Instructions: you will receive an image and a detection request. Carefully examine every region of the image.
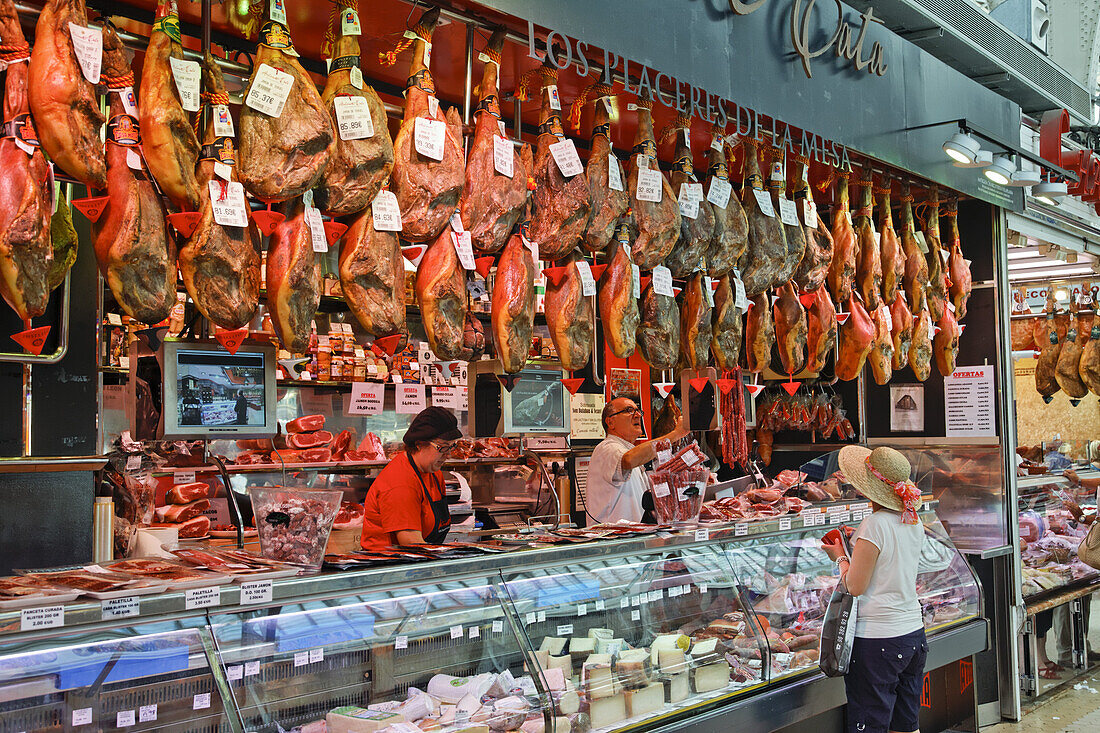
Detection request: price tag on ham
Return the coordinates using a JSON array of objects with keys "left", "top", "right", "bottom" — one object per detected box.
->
[
  {"left": 333, "top": 95, "right": 374, "bottom": 140},
  {"left": 545, "top": 84, "right": 562, "bottom": 110},
  {"left": 732, "top": 270, "right": 749, "bottom": 311},
  {"left": 636, "top": 167, "right": 663, "bottom": 202},
  {"left": 575, "top": 260, "right": 597, "bottom": 296},
  {"left": 68, "top": 23, "right": 102, "bottom": 83},
  {"left": 212, "top": 105, "right": 234, "bottom": 137},
  {"left": 453, "top": 231, "right": 475, "bottom": 270},
  {"left": 305, "top": 206, "right": 328, "bottom": 253},
  {"left": 549, "top": 138, "right": 583, "bottom": 178},
  {"left": 678, "top": 185, "right": 700, "bottom": 219},
  {"left": 752, "top": 188, "right": 776, "bottom": 217},
  {"left": 209, "top": 181, "right": 249, "bottom": 228},
  {"left": 632, "top": 264, "right": 641, "bottom": 298},
  {"left": 372, "top": 190, "right": 402, "bottom": 231},
  {"left": 245, "top": 64, "right": 294, "bottom": 117},
  {"left": 707, "top": 177, "right": 732, "bottom": 209},
  {"left": 493, "top": 135, "right": 514, "bottom": 177},
  {"left": 126, "top": 149, "right": 143, "bottom": 171},
  {"left": 607, "top": 154, "right": 624, "bottom": 191},
  {"left": 778, "top": 197, "right": 800, "bottom": 226},
  {"left": 213, "top": 161, "right": 233, "bottom": 181},
  {"left": 269, "top": 0, "right": 287, "bottom": 25},
  {"left": 703, "top": 276, "right": 715, "bottom": 306},
  {"left": 652, "top": 265, "right": 674, "bottom": 297},
  {"left": 169, "top": 57, "right": 201, "bottom": 112},
  {"left": 340, "top": 8, "right": 362, "bottom": 35},
  {"left": 803, "top": 200, "right": 818, "bottom": 228},
  {"left": 350, "top": 66, "right": 364, "bottom": 89},
  {"left": 414, "top": 117, "right": 446, "bottom": 160}
]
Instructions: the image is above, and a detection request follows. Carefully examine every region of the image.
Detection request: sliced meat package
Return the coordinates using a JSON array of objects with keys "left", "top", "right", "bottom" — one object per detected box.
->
[
  {"left": 662, "top": 117, "right": 716, "bottom": 278},
  {"left": 544, "top": 252, "right": 594, "bottom": 371},
  {"left": 266, "top": 199, "right": 321, "bottom": 353},
  {"left": 491, "top": 232, "right": 536, "bottom": 373},
  {"left": 626, "top": 90, "right": 679, "bottom": 268}
]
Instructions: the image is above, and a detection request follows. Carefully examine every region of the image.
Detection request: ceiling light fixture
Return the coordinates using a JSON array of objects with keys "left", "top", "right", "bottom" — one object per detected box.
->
[
  {"left": 1032, "top": 180, "right": 1068, "bottom": 205},
  {"left": 954, "top": 149, "right": 992, "bottom": 168},
  {"left": 942, "top": 132, "right": 982, "bottom": 164},
  {"left": 984, "top": 154, "right": 1015, "bottom": 185},
  {"left": 1009, "top": 169, "right": 1042, "bottom": 187}
]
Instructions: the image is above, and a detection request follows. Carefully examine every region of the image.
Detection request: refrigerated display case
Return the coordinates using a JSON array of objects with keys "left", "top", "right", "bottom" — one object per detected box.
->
[{"left": 1017, "top": 473, "right": 1100, "bottom": 600}]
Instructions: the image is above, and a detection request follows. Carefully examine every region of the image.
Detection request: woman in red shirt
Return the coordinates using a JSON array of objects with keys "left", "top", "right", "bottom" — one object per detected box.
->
[{"left": 360, "top": 407, "right": 461, "bottom": 550}]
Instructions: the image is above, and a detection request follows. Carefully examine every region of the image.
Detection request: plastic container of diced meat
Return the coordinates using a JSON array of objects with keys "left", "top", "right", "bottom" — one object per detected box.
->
[{"left": 249, "top": 487, "right": 343, "bottom": 570}]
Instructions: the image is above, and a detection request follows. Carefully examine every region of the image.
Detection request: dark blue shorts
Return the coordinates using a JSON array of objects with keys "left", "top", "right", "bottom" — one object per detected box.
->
[{"left": 844, "top": 629, "right": 928, "bottom": 733}]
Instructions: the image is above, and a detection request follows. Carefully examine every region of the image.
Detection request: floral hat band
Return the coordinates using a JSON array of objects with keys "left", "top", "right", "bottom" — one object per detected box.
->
[{"left": 865, "top": 456, "right": 921, "bottom": 525}]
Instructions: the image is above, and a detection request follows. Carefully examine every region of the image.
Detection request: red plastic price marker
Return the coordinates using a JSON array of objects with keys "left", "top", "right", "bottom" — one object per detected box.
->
[
  {"left": 12, "top": 325, "right": 50, "bottom": 355},
  {"left": 323, "top": 220, "right": 348, "bottom": 248},
  {"left": 250, "top": 206, "right": 284, "bottom": 237},
  {"left": 474, "top": 256, "right": 495, "bottom": 279},
  {"left": 372, "top": 334, "right": 403, "bottom": 356},
  {"left": 71, "top": 195, "right": 110, "bottom": 223},
  {"left": 167, "top": 212, "right": 202, "bottom": 238},
  {"left": 561, "top": 377, "right": 584, "bottom": 395},
  {"left": 216, "top": 328, "right": 248, "bottom": 355},
  {"left": 689, "top": 377, "right": 710, "bottom": 393},
  {"left": 401, "top": 245, "right": 426, "bottom": 266}
]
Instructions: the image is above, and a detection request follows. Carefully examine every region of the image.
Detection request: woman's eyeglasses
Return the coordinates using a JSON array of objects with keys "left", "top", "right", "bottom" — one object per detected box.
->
[{"left": 430, "top": 440, "right": 457, "bottom": 454}]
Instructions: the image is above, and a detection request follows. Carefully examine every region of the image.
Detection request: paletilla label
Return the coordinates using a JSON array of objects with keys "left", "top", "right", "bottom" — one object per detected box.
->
[
  {"left": 2, "top": 114, "right": 40, "bottom": 147},
  {"left": 405, "top": 69, "right": 436, "bottom": 95},
  {"left": 200, "top": 137, "right": 237, "bottom": 165},
  {"left": 260, "top": 21, "right": 294, "bottom": 50},
  {"left": 153, "top": 12, "right": 181, "bottom": 43},
  {"left": 476, "top": 93, "right": 501, "bottom": 118},
  {"left": 107, "top": 114, "right": 141, "bottom": 146}
]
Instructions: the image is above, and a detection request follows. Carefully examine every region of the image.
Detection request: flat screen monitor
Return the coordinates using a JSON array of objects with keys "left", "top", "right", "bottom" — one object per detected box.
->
[
  {"left": 160, "top": 340, "right": 278, "bottom": 439},
  {"left": 501, "top": 369, "right": 570, "bottom": 435}
]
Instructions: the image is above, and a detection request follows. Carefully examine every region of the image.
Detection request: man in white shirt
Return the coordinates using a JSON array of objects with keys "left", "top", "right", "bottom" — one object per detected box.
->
[{"left": 585, "top": 397, "right": 689, "bottom": 523}]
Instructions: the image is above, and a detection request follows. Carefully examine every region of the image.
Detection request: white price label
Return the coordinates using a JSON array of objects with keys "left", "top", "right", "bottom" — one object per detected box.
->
[
  {"left": 176, "top": 472, "right": 197, "bottom": 486},
  {"left": 803, "top": 200, "right": 818, "bottom": 228},
  {"left": 707, "top": 177, "right": 732, "bottom": 209},
  {"left": 119, "top": 356, "right": 130, "bottom": 370},
  {"left": 577, "top": 604, "right": 588, "bottom": 616},
  {"left": 209, "top": 181, "right": 249, "bottom": 228},
  {"left": 649, "top": 590, "right": 662, "bottom": 602},
  {"left": 695, "top": 528, "right": 709, "bottom": 542},
  {"left": 117, "top": 711, "right": 135, "bottom": 727},
  {"left": 240, "top": 580, "right": 273, "bottom": 605},
  {"left": 245, "top": 64, "right": 294, "bottom": 117},
  {"left": 752, "top": 189, "right": 775, "bottom": 217},
  {"left": 595, "top": 599, "right": 606, "bottom": 611},
  {"left": 549, "top": 138, "right": 583, "bottom": 178},
  {"left": 699, "top": 583, "right": 709, "bottom": 593},
  {"left": 779, "top": 517, "right": 792, "bottom": 530},
  {"left": 213, "top": 161, "right": 233, "bottom": 181},
  {"left": 107, "top": 312, "right": 123, "bottom": 326},
  {"left": 450, "top": 625, "right": 464, "bottom": 639},
  {"left": 414, "top": 117, "right": 446, "bottom": 160},
  {"left": 703, "top": 276, "right": 715, "bottom": 307},
  {"left": 72, "top": 708, "right": 93, "bottom": 726},
  {"left": 537, "top": 611, "right": 546, "bottom": 622},
  {"left": 732, "top": 270, "right": 749, "bottom": 311},
  {"left": 101, "top": 596, "right": 140, "bottom": 620},
  {"left": 227, "top": 665, "right": 243, "bottom": 681},
  {"left": 493, "top": 620, "right": 504, "bottom": 633},
  {"left": 653, "top": 481, "right": 670, "bottom": 498},
  {"left": 126, "top": 454, "right": 142, "bottom": 471},
  {"left": 636, "top": 167, "right": 663, "bottom": 203},
  {"left": 523, "top": 236, "right": 539, "bottom": 262},
  {"left": 735, "top": 524, "right": 748, "bottom": 536},
  {"left": 213, "top": 104, "right": 234, "bottom": 137},
  {"left": 371, "top": 189, "right": 402, "bottom": 231},
  {"left": 341, "top": 8, "right": 362, "bottom": 35},
  {"left": 469, "top": 625, "right": 480, "bottom": 638},
  {"left": 269, "top": 0, "right": 287, "bottom": 25},
  {"left": 350, "top": 66, "right": 364, "bottom": 89},
  {"left": 294, "top": 651, "right": 309, "bottom": 667},
  {"left": 126, "top": 148, "right": 143, "bottom": 171},
  {"left": 68, "top": 23, "right": 102, "bottom": 84},
  {"left": 21, "top": 605, "right": 63, "bottom": 631},
  {"left": 395, "top": 635, "right": 409, "bottom": 649},
  {"left": 334, "top": 95, "right": 374, "bottom": 140},
  {"left": 185, "top": 586, "right": 220, "bottom": 610},
  {"left": 607, "top": 154, "right": 624, "bottom": 191},
  {"left": 657, "top": 448, "right": 672, "bottom": 464},
  {"left": 632, "top": 264, "right": 641, "bottom": 298},
  {"left": 652, "top": 265, "right": 674, "bottom": 297},
  {"left": 245, "top": 661, "right": 260, "bottom": 676},
  {"left": 547, "top": 84, "right": 561, "bottom": 110},
  {"left": 778, "top": 197, "right": 800, "bottom": 226},
  {"left": 306, "top": 207, "right": 328, "bottom": 252},
  {"left": 139, "top": 704, "right": 158, "bottom": 723},
  {"left": 193, "top": 693, "right": 211, "bottom": 710},
  {"left": 169, "top": 56, "right": 201, "bottom": 112},
  {"left": 575, "top": 259, "right": 597, "bottom": 296},
  {"left": 493, "top": 134, "right": 514, "bottom": 177},
  {"left": 526, "top": 612, "right": 537, "bottom": 625},
  {"left": 678, "top": 185, "right": 700, "bottom": 219},
  {"left": 453, "top": 230, "right": 475, "bottom": 270},
  {"left": 309, "top": 648, "right": 324, "bottom": 663},
  {"left": 557, "top": 624, "right": 573, "bottom": 635},
  {"left": 621, "top": 597, "right": 629, "bottom": 609}
]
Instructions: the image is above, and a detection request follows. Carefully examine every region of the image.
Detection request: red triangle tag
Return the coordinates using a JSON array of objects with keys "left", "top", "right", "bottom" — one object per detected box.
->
[
  {"left": 836, "top": 311, "right": 850, "bottom": 325},
  {"left": 373, "top": 334, "right": 403, "bottom": 356},
  {"left": 323, "top": 220, "right": 348, "bottom": 248},
  {"left": 933, "top": 325, "right": 941, "bottom": 336},
  {"left": 689, "top": 377, "right": 710, "bottom": 393},
  {"left": 474, "top": 256, "right": 495, "bottom": 279},
  {"left": 672, "top": 286, "right": 682, "bottom": 296},
  {"left": 639, "top": 275, "right": 652, "bottom": 292},
  {"left": 798, "top": 292, "right": 817, "bottom": 309},
  {"left": 781, "top": 381, "right": 801, "bottom": 396},
  {"left": 542, "top": 266, "right": 567, "bottom": 288},
  {"left": 12, "top": 325, "right": 50, "bottom": 355},
  {"left": 497, "top": 373, "right": 521, "bottom": 392},
  {"left": 561, "top": 377, "right": 584, "bottom": 395},
  {"left": 401, "top": 245, "right": 426, "bottom": 266},
  {"left": 216, "top": 328, "right": 248, "bottom": 355},
  {"left": 589, "top": 264, "right": 607, "bottom": 282},
  {"left": 71, "top": 195, "right": 110, "bottom": 223},
  {"left": 746, "top": 299, "right": 755, "bottom": 311},
  {"left": 250, "top": 209, "right": 285, "bottom": 237},
  {"left": 717, "top": 378, "right": 738, "bottom": 395},
  {"left": 746, "top": 383, "right": 765, "bottom": 398},
  {"left": 167, "top": 212, "right": 202, "bottom": 238},
  {"left": 652, "top": 382, "right": 676, "bottom": 398},
  {"left": 710, "top": 279, "right": 721, "bottom": 291}
]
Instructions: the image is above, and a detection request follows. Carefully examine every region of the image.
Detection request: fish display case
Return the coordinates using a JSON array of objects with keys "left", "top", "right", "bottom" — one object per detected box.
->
[{"left": 0, "top": 512, "right": 985, "bottom": 733}]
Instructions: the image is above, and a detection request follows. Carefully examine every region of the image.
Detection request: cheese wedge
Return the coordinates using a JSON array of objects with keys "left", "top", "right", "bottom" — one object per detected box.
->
[
  {"left": 663, "top": 672, "right": 690, "bottom": 703},
  {"left": 326, "top": 708, "right": 407, "bottom": 733},
  {"left": 625, "top": 682, "right": 665, "bottom": 717},
  {"left": 690, "top": 661, "right": 731, "bottom": 693},
  {"left": 613, "top": 648, "right": 652, "bottom": 689},
  {"left": 588, "top": 695, "right": 627, "bottom": 728},
  {"left": 540, "top": 637, "right": 568, "bottom": 655}
]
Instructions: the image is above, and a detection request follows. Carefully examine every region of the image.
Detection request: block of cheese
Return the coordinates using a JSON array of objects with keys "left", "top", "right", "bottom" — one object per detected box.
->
[
  {"left": 378, "top": 723, "right": 421, "bottom": 733},
  {"left": 396, "top": 692, "right": 438, "bottom": 721},
  {"left": 690, "top": 661, "right": 731, "bottom": 693},
  {"left": 326, "top": 707, "right": 407, "bottom": 733},
  {"left": 625, "top": 682, "right": 666, "bottom": 718},
  {"left": 552, "top": 680, "right": 581, "bottom": 715},
  {"left": 530, "top": 649, "right": 551, "bottom": 672},
  {"left": 596, "top": 637, "right": 627, "bottom": 655},
  {"left": 588, "top": 628, "right": 614, "bottom": 639},
  {"left": 540, "top": 637, "right": 568, "bottom": 655},
  {"left": 582, "top": 654, "right": 619, "bottom": 699},
  {"left": 549, "top": 653, "right": 572, "bottom": 676},
  {"left": 613, "top": 648, "right": 652, "bottom": 689},
  {"left": 662, "top": 673, "right": 690, "bottom": 704},
  {"left": 427, "top": 673, "right": 495, "bottom": 703},
  {"left": 656, "top": 648, "right": 688, "bottom": 674},
  {"left": 588, "top": 695, "right": 627, "bottom": 728},
  {"left": 519, "top": 717, "right": 574, "bottom": 733},
  {"left": 569, "top": 637, "right": 596, "bottom": 656},
  {"left": 650, "top": 634, "right": 690, "bottom": 667}
]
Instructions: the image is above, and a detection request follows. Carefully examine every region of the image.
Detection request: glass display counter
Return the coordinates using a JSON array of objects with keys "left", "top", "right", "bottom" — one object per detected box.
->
[{"left": 1017, "top": 472, "right": 1100, "bottom": 600}]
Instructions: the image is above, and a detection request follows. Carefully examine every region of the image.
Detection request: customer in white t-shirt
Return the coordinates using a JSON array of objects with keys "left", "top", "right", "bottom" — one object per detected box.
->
[
  {"left": 585, "top": 397, "right": 689, "bottom": 524},
  {"left": 822, "top": 446, "right": 927, "bottom": 733}
]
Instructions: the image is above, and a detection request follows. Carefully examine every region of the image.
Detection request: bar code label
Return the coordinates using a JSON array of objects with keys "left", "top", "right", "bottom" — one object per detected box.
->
[
  {"left": 245, "top": 64, "right": 294, "bottom": 118},
  {"left": 334, "top": 95, "right": 375, "bottom": 140}
]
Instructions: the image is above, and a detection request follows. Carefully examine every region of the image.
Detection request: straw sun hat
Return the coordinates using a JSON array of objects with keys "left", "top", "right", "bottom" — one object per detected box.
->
[{"left": 837, "top": 445, "right": 923, "bottom": 523}]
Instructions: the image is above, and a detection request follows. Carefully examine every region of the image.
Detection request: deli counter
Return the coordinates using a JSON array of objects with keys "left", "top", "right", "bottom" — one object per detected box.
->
[{"left": 0, "top": 504, "right": 986, "bottom": 733}]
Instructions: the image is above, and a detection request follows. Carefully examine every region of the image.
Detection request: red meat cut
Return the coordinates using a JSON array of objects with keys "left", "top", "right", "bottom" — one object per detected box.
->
[
  {"left": 155, "top": 499, "right": 209, "bottom": 523},
  {"left": 177, "top": 515, "right": 211, "bottom": 538},
  {"left": 286, "top": 415, "right": 325, "bottom": 433},
  {"left": 166, "top": 482, "right": 209, "bottom": 504},
  {"left": 287, "top": 430, "right": 333, "bottom": 449}
]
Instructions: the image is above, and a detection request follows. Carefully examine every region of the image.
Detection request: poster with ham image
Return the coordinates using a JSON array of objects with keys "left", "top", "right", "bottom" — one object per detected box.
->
[{"left": 502, "top": 369, "right": 570, "bottom": 434}]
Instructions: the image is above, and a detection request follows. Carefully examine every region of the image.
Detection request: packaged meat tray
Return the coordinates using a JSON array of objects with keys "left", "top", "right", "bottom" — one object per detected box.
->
[
  {"left": 103, "top": 558, "right": 231, "bottom": 590},
  {"left": 166, "top": 546, "right": 302, "bottom": 581},
  {"left": 18, "top": 568, "right": 168, "bottom": 600},
  {"left": 0, "top": 575, "right": 80, "bottom": 610}
]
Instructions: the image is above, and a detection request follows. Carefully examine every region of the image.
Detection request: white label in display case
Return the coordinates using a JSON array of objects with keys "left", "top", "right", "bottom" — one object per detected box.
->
[
  {"left": 240, "top": 580, "right": 273, "bottom": 605},
  {"left": 395, "top": 635, "right": 409, "bottom": 649},
  {"left": 694, "top": 528, "right": 709, "bottom": 542},
  {"left": 185, "top": 586, "right": 220, "bottom": 610},
  {"left": 735, "top": 524, "right": 748, "bottom": 536},
  {"left": 245, "top": 661, "right": 260, "bottom": 676},
  {"left": 779, "top": 517, "right": 792, "bottom": 530},
  {"left": 101, "top": 596, "right": 140, "bottom": 620},
  {"left": 193, "top": 693, "right": 211, "bottom": 710},
  {"left": 620, "top": 597, "right": 629, "bottom": 609},
  {"left": 139, "top": 704, "right": 158, "bottom": 723},
  {"left": 227, "top": 665, "right": 243, "bottom": 681},
  {"left": 117, "top": 711, "right": 135, "bottom": 727},
  {"left": 595, "top": 599, "right": 606, "bottom": 611},
  {"left": 450, "top": 625, "right": 463, "bottom": 639},
  {"left": 21, "top": 605, "right": 63, "bottom": 631},
  {"left": 631, "top": 610, "right": 641, "bottom": 621},
  {"left": 309, "top": 648, "right": 324, "bottom": 663},
  {"left": 537, "top": 611, "right": 546, "bottom": 622},
  {"left": 526, "top": 612, "right": 537, "bottom": 625},
  {"left": 396, "top": 384, "right": 426, "bottom": 414},
  {"left": 294, "top": 651, "right": 309, "bottom": 667},
  {"left": 576, "top": 603, "right": 587, "bottom": 616},
  {"left": 468, "top": 625, "right": 480, "bottom": 638},
  {"left": 72, "top": 708, "right": 92, "bottom": 726},
  {"left": 557, "top": 624, "right": 573, "bottom": 636},
  {"left": 493, "top": 620, "right": 504, "bottom": 633}
]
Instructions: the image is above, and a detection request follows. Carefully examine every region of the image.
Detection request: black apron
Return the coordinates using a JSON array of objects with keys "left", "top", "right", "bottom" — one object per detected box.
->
[{"left": 408, "top": 454, "right": 451, "bottom": 544}]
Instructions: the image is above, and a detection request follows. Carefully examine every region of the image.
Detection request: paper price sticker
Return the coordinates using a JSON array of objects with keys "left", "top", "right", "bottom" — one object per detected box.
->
[
  {"left": 341, "top": 8, "right": 362, "bottom": 35},
  {"left": 632, "top": 264, "right": 641, "bottom": 298},
  {"left": 779, "top": 517, "right": 793, "bottom": 531},
  {"left": 695, "top": 528, "right": 709, "bottom": 542},
  {"left": 101, "top": 596, "right": 140, "bottom": 620},
  {"left": 652, "top": 265, "right": 674, "bottom": 297},
  {"left": 395, "top": 635, "right": 409, "bottom": 649},
  {"left": 707, "top": 177, "right": 732, "bottom": 208},
  {"left": 595, "top": 599, "right": 606, "bottom": 611},
  {"left": 537, "top": 610, "right": 546, "bottom": 622},
  {"left": 294, "top": 651, "right": 309, "bottom": 667},
  {"left": 245, "top": 64, "right": 294, "bottom": 117},
  {"left": 732, "top": 273, "right": 749, "bottom": 311},
  {"left": 778, "top": 197, "right": 800, "bottom": 226},
  {"left": 577, "top": 603, "right": 588, "bottom": 616},
  {"left": 526, "top": 611, "right": 537, "bottom": 625},
  {"left": 523, "top": 236, "right": 538, "bottom": 262},
  {"left": 68, "top": 23, "right": 102, "bottom": 83},
  {"left": 240, "top": 579, "right": 273, "bottom": 605},
  {"left": 72, "top": 708, "right": 93, "bottom": 726},
  {"left": 469, "top": 625, "right": 480, "bottom": 638},
  {"left": 453, "top": 230, "right": 475, "bottom": 270},
  {"left": 575, "top": 259, "right": 597, "bottom": 296},
  {"left": 414, "top": 117, "right": 446, "bottom": 160},
  {"left": 608, "top": 154, "right": 624, "bottom": 191},
  {"left": 350, "top": 66, "right": 364, "bottom": 89},
  {"left": 653, "top": 482, "right": 670, "bottom": 498},
  {"left": 270, "top": 0, "right": 287, "bottom": 25},
  {"left": 631, "top": 609, "right": 641, "bottom": 621},
  {"left": 450, "top": 625, "right": 463, "bottom": 639},
  {"left": 493, "top": 135, "right": 514, "bottom": 177},
  {"left": 185, "top": 586, "right": 220, "bottom": 610},
  {"left": 245, "top": 661, "right": 260, "bottom": 676},
  {"left": 735, "top": 523, "right": 748, "bottom": 536},
  {"left": 169, "top": 57, "right": 201, "bottom": 112},
  {"left": 227, "top": 665, "right": 243, "bottom": 681},
  {"left": 213, "top": 104, "right": 235, "bottom": 137},
  {"left": 699, "top": 583, "right": 709, "bottom": 593},
  {"left": 752, "top": 189, "right": 776, "bottom": 217},
  {"left": 557, "top": 624, "right": 573, "bottom": 635},
  {"left": 620, "top": 597, "right": 629, "bottom": 609},
  {"left": 306, "top": 206, "right": 328, "bottom": 252},
  {"left": 193, "top": 693, "right": 211, "bottom": 710},
  {"left": 214, "top": 161, "right": 233, "bottom": 182},
  {"left": 803, "top": 200, "right": 818, "bottom": 228},
  {"left": 372, "top": 189, "right": 402, "bottom": 231},
  {"left": 636, "top": 167, "right": 663, "bottom": 203},
  {"left": 678, "top": 186, "right": 700, "bottom": 219},
  {"left": 209, "top": 181, "right": 249, "bottom": 228},
  {"left": 549, "top": 138, "right": 583, "bottom": 178},
  {"left": 334, "top": 95, "right": 374, "bottom": 140},
  {"left": 139, "top": 704, "right": 158, "bottom": 723},
  {"left": 493, "top": 619, "right": 504, "bottom": 633},
  {"left": 703, "top": 276, "right": 715, "bottom": 307},
  {"left": 309, "top": 648, "right": 325, "bottom": 664},
  {"left": 21, "top": 605, "right": 63, "bottom": 631},
  {"left": 656, "top": 448, "right": 672, "bottom": 464},
  {"left": 547, "top": 84, "right": 561, "bottom": 110}
]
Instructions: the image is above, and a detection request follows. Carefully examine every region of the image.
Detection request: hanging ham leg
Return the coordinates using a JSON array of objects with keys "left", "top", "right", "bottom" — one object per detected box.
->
[
  {"left": 266, "top": 199, "right": 321, "bottom": 353},
  {"left": 239, "top": 12, "right": 334, "bottom": 203},
  {"left": 599, "top": 227, "right": 640, "bottom": 358},
  {"left": 577, "top": 87, "right": 628, "bottom": 254},
  {"left": 806, "top": 287, "right": 837, "bottom": 374},
  {"left": 339, "top": 203, "right": 406, "bottom": 339},
  {"left": 1055, "top": 305, "right": 1089, "bottom": 400},
  {"left": 93, "top": 26, "right": 175, "bottom": 325},
  {"left": 0, "top": 0, "right": 52, "bottom": 320},
  {"left": 945, "top": 200, "right": 972, "bottom": 320},
  {"left": 458, "top": 29, "right": 526, "bottom": 253},
  {"left": 1079, "top": 321, "right": 1100, "bottom": 397},
  {"left": 139, "top": 1, "right": 200, "bottom": 211},
  {"left": 179, "top": 53, "right": 261, "bottom": 330},
  {"left": 28, "top": 0, "right": 105, "bottom": 189},
  {"left": 491, "top": 232, "right": 536, "bottom": 373},
  {"left": 545, "top": 252, "right": 594, "bottom": 371},
  {"left": 924, "top": 191, "right": 948, "bottom": 322},
  {"left": 853, "top": 172, "right": 881, "bottom": 311},
  {"left": 526, "top": 62, "right": 589, "bottom": 260},
  {"left": 827, "top": 173, "right": 856, "bottom": 305},
  {"left": 314, "top": 14, "right": 394, "bottom": 216},
  {"left": 679, "top": 271, "right": 712, "bottom": 370},
  {"left": 933, "top": 299, "right": 960, "bottom": 378},
  {"left": 740, "top": 139, "right": 787, "bottom": 295},
  {"left": 900, "top": 183, "right": 929, "bottom": 314},
  {"left": 704, "top": 129, "right": 747, "bottom": 276},
  {"left": 626, "top": 90, "right": 679, "bottom": 268},
  {"left": 663, "top": 117, "right": 716, "bottom": 277},
  {"left": 868, "top": 303, "right": 894, "bottom": 385},
  {"left": 773, "top": 281, "right": 807, "bottom": 375},
  {"left": 909, "top": 289, "right": 933, "bottom": 382},
  {"left": 878, "top": 182, "right": 902, "bottom": 305},
  {"left": 791, "top": 156, "right": 833, "bottom": 292},
  {"left": 416, "top": 224, "right": 468, "bottom": 360},
  {"left": 1036, "top": 294, "right": 1062, "bottom": 401},
  {"left": 836, "top": 295, "right": 874, "bottom": 381},
  {"left": 745, "top": 292, "right": 775, "bottom": 374},
  {"left": 769, "top": 146, "right": 806, "bottom": 286},
  {"left": 889, "top": 290, "right": 914, "bottom": 370},
  {"left": 711, "top": 274, "right": 743, "bottom": 371},
  {"left": 638, "top": 277, "right": 680, "bottom": 371}
]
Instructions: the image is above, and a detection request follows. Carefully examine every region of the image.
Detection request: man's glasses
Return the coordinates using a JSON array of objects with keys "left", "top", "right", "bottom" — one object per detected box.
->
[{"left": 608, "top": 405, "right": 641, "bottom": 419}]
